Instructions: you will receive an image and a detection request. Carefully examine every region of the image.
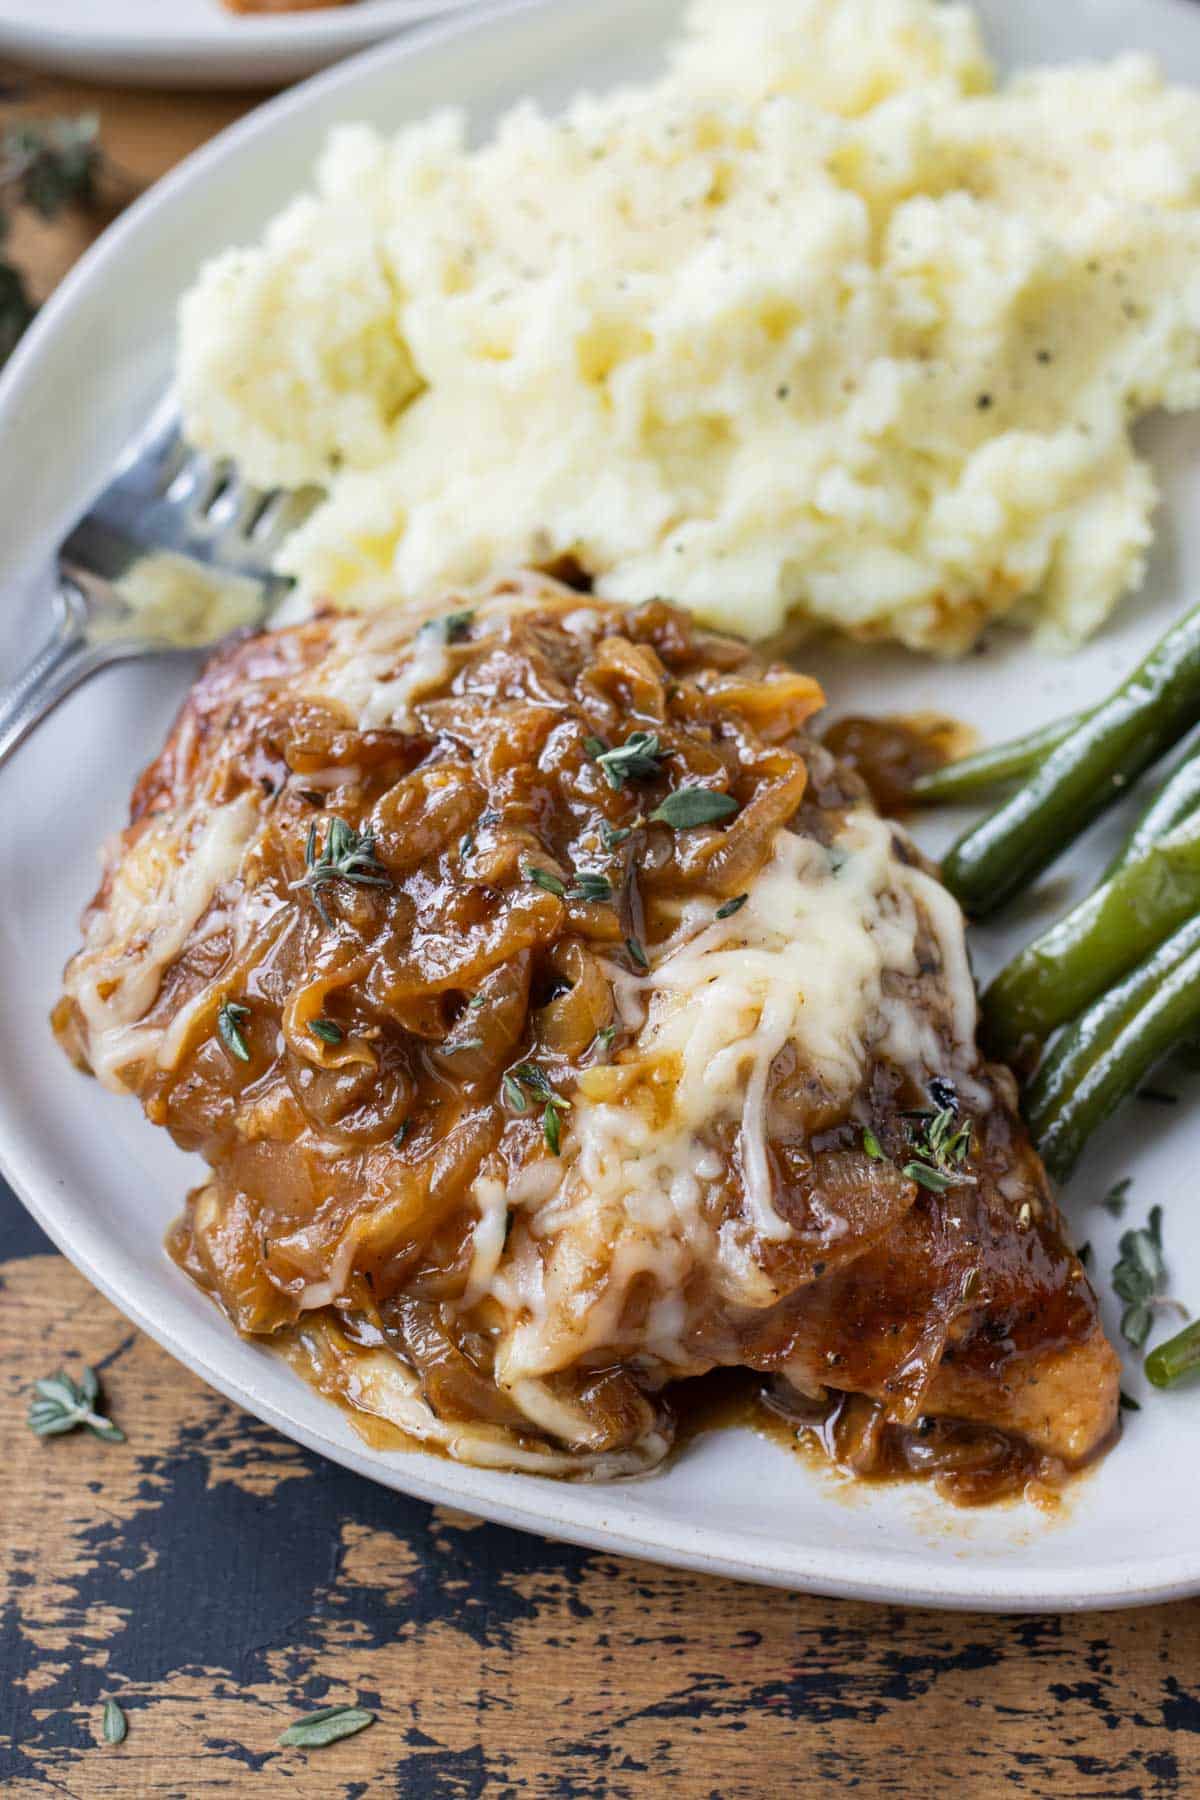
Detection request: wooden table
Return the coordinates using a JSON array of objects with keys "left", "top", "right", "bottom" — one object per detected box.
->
[{"left": 2, "top": 60, "right": 1200, "bottom": 1800}]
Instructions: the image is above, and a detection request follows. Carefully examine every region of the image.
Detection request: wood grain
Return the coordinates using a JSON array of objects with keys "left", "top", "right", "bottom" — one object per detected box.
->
[
  {"left": 3, "top": 1244, "right": 1200, "bottom": 1799},
  {"left": 1, "top": 63, "right": 263, "bottom": 305},
  {"left": 4, "top": 52, "right": 1200, "bottom": 1800}
]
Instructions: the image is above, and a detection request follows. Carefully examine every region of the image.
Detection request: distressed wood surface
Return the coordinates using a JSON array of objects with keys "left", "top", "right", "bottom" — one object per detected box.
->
[
  {"left": 5, "top": 1199, "right": 1200, "bottom": 1800},
  {"left": 4, "top": 53, "right": 1200, "bottom": 1800}
]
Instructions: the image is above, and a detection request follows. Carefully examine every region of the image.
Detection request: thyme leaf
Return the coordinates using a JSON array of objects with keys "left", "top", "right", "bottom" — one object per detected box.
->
[
  {"left": 419, "top": 609, "right": 474, "bottom": 645},
  {"left": 589, "top": 731, "right": 664, "bottom": 791},
  {"left": 509, "top": 1062, "right": 563, "bottom": 1107},
  {"left": 217, "top": 998, "right": 251, "bottom": 1063},
  {"left": 308, "top": 1019, "right": 343, "bottom": 1046},
  {"left": 715, "top": 893, "right": 748, "bottom": 920},
  {"left": 524, "top": 866, "right": 566, "bottom": 898},
  {"left": 650, "top": 787, "right": 739, "bottom": 830},
  {"left": 1103, "top": 1178, "right": 1132, "bottom": 1218},
  {"left": 567, "top": 870, "right": 613, "bottom": 903},
  {"left": 527, "top": 864, "right": 614, "bottom": 903},
  {"left": 27, "top": 1367, "right": 124, "bottom": 1444},
  {"left": 502, "top": 1073, "right": 529, "bottom": 1113},
  {"left": 278, "top": 1706, "right": 376, "bottom": 1750},
  {"left": 902, "top": 1161, "right": 957, "bottom": 1194},
  {"left": 543, "top": 1104, "right": 563, "bottom": 1156},
  {"left": 101, "top": 1699, "right": 127, "bottom": 1745}
]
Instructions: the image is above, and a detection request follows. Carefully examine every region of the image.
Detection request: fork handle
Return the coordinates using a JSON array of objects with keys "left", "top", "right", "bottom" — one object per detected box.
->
[{"left": 0, "top": 585, "right": 109, "bottom": 770}]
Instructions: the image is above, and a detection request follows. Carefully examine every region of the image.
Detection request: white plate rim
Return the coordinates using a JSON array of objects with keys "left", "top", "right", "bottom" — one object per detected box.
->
[
  {"left": 4, "top": 0, "right": 1200, "bottom": 1612},
  {"left": 0, "top": 0, "right": 482, "bottom": 54},
  {"left": 0, "top": 0, "right": 492, "bottom": 86}
]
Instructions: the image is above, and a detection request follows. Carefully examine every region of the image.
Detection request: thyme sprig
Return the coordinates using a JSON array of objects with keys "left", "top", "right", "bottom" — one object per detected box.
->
[
  {"left": 28, "top": 1367, "right": 124, "bottom": 1444},
  {"left": 568, "top": 870, "right": 613, "bottom": 903},
  {"left": 295, "top": 816, "right": 391, "bottom": 926},
  {"left": 861, "top": 1088, "right": 976, "bottom": 1193},
  {"left": 524, "top": 864, "right": 614, "bottom": 903},
  {"left": 1112, "top": 1207, "right": 1188, "bottom": 1349},
  {"left": 902, "top": 1103, "right": 976, "bottom": 1193},
  {"left": 1, "top": 116, "right": 110, "bottom": 367},
  {"left": 587, "top": 731, "right": 664, "bottom": 791},
  {"left": 503, "top": 1062, "right": 571, "bottom": 1154},
  {"left": 600, "top": 819, "right": 638, "bottom": 851}
]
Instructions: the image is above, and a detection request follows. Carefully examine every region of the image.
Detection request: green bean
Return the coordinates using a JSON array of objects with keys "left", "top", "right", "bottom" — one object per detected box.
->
[
  {"left": 909, "top": 712, "right": 1082, "bottom": 805},
  {"left": 941, "top": 602, "right": 1200, "bottom": 916},
  {"left": 1027, "top": 929, "right": 1200, "bottom": 1182},
  {"left": 1022, "top": 911, "right": 1200, "bottom": 1137},
  {"left": 1108, "top": 744, "right": 1200, "bottom": 876},
  {"left": 1146, "top": 1320, "right": 1200, "bottom": 1389},
  {"left": 982, "top": 814, "right": 1200, "bottom": 1064}
]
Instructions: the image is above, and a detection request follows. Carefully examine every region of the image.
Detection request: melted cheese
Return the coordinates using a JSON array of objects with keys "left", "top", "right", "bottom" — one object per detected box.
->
[
  {"left": 296, "top": 1320, "right": 669, "bottom": 1478},
  {"left": 312, "top": 573, "right": 581, "bottom": 728},
  {"left": 66, "top": 793, "right": 260, "bottom": 1092},
  {"left": 316, "top": 611, "right": 454, "bottom": 729},
  {"left": 494, "top": 807, "right": 982, "bottom": 1387},
  {"left": 61, "top": 580, "right": 990, "bottom": 1475}
]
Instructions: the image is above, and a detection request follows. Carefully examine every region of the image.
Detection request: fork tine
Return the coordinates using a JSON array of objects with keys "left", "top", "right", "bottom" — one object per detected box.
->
[
  {"left": 247, "top": 487, "right": 318, "bottom": 557},
  {"left": 112, "top": 389, "right": 187, "bottom": 487},
  {"left": 61, "top": 392, "right": 303, "bottom": 605},
  {"left": 164, "top": 452, "right": 225, "bottom": 515},
  {"left": 155, "top": 433, "right": 190, "bottom": 495}
]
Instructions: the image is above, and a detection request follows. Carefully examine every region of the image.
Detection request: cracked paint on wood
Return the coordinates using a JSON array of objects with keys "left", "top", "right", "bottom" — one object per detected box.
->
[{"left": 3, "top": 1209, "right": 1200, "bottom": 1798}]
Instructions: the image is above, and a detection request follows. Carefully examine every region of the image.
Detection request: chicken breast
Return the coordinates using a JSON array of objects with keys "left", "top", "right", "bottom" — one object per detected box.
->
[{"left": 54, "top": 576, "right": 1119, "bottom": 1498}]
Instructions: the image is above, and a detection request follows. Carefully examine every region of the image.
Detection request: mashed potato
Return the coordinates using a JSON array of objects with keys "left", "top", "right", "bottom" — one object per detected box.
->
[{"left": 179, "top": 0, "right": 1200, "bottom": 653}]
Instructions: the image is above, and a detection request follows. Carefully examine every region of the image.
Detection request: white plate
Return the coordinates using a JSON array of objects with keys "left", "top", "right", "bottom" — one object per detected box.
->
[
  {"left": 0, "top": 0, "right": 483, "bottom": 89},
  {"left": 4, "top": 0, "right": 1200, "bottom": 1611}
]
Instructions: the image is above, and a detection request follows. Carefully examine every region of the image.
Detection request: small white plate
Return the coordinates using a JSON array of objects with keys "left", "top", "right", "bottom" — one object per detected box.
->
[
  {"left": 0, "top": 0, "right": 483, "bottom": 90},
  {"left": 4, "top": 0, "right": 1200, "bottom": 1609}
]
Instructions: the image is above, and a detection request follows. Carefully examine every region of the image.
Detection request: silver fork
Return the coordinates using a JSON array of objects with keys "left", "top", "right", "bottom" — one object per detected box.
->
[{"left": 0, "top": 392, "right": 311, "bottom": 769}]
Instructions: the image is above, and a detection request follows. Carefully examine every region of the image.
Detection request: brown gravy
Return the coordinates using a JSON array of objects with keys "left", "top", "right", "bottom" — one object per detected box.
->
[
  {"left": 822, "top": 712, "right": 975, "bottom": 815},
  {"left": 295, "top": 1332, "right": 1093, "bottom": 1512},
  {"left": 671, "top": 1368, "right": 1087, "bottom": 1510}
]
